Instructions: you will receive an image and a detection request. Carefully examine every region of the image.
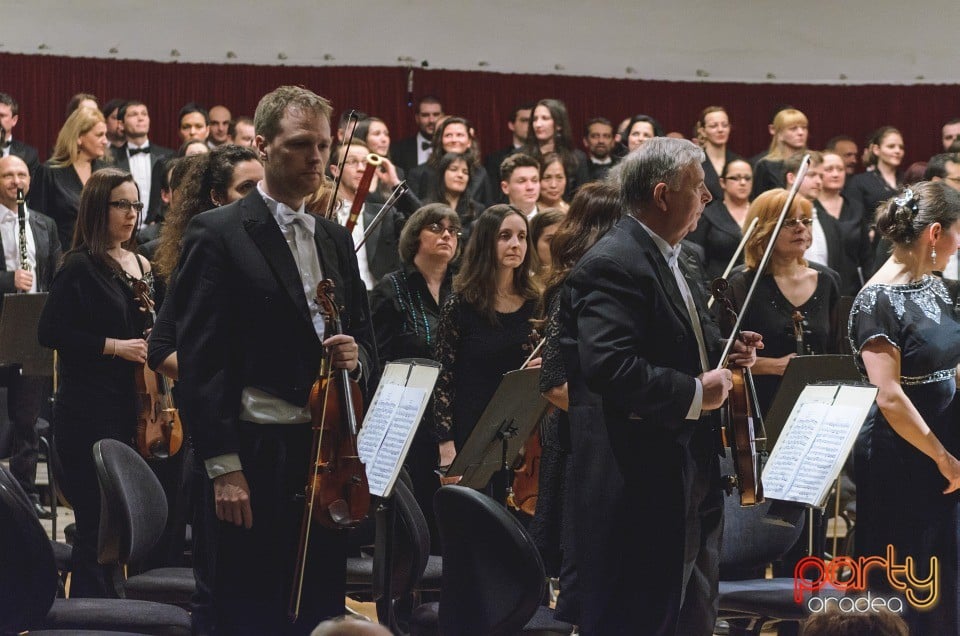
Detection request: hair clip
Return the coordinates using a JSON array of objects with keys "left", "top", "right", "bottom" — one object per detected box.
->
[{"left": 893, "top": 188, "right": 919, "bottom": 222}]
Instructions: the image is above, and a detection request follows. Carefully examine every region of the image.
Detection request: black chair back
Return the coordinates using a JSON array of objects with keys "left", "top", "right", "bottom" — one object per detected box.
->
[
  {"left": 719, "top": 452, "right": 805, "bottom": 578},
  {"left": 434, "top": 485, "right": 545, "bottom": 636},
  {"left": 0, "top": 463, "right": 57, "bottom": 631},
  {"left": 373, "top": 477, "right": 431, "bottom": 601},
  {"left": 93, "top": 439, "right": 168, "bottom": 565}
]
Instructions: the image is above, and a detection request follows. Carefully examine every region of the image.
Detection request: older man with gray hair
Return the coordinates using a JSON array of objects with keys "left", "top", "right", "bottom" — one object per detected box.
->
[{"left": 558, "top": 137, "right": 761, "bottom": 634}]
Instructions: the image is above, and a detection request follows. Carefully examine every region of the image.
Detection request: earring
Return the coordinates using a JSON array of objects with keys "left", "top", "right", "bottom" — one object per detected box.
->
[{"left": 932, "top": 246, "right": 938, "bottom": 262}]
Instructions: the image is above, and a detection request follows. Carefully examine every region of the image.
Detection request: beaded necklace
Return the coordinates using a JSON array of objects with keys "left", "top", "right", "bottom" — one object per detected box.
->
[{"left": 389, "top": 271, "right": 432, "bottom": 346}]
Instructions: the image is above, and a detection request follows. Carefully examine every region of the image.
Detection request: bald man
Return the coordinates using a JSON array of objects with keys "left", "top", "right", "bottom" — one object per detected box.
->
[
  {"left": 208, "top": 105, "right": 232, "bottom": 148},
  {"left": 0, "top": 155, "right": 61, "bottom": 518}
]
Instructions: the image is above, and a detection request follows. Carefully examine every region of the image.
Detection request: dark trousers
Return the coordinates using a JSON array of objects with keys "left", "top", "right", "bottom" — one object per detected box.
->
[
  {"left": 207, "top": 422, "right": 348, "bottom": 636},
  {"left": 8, "top": 374, "right": 50, "bottom": 499}
]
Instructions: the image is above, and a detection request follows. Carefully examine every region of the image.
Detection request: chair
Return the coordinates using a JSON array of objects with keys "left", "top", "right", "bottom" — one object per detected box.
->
[
  {"left": 92, "top": 439, "right": 195, "bottom": 606},
  {"left": 716, "top": 453, "right": 814, "bottom": 635},
  {"left": 0, "top": 462, "right": 191, "bottom": 635},
  {"left": 344, "top": 471, "right": 442, "bottom": 631},
  {"left": 409, "top": 485, "right": 572, "bottom": 636}
]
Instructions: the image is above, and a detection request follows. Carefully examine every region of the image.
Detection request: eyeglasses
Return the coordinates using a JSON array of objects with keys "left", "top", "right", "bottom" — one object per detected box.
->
[
  {"left": 723, "top": 175, "right": 752, "bottom": 183},
  {"left": 109, "top": 200, "right": 145, "bottom": 213},
  {"left": 424, "top": 222, "right": 462, "bottom": 237},
  {"left": 782, "top": 218, "right": 814, "bottom": 229}
]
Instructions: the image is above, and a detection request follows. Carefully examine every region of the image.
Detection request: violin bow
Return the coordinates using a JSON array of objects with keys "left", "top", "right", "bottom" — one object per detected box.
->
[
  {"left": 354, "top": 182, "right": 410, "bottom": 252},
  {"left": 325, "top": 110, "right": 361, "bottom": 220}
]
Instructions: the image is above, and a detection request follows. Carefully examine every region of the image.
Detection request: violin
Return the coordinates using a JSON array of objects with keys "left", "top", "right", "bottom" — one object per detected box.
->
[
  {"left": 508, "top": 324, "right": 547, "bottom": 516},
  {"left": 711, "top": 153, "right": 812, "bottom": 506},
  {"left": 711, "top": 279, "right": 765, "bottom": 506},
  {"left": 290, "top": 279, "right": 369, "bottom": 621},
  {"left": 130, "top": 279, "right": 183, "bottom": 460}
]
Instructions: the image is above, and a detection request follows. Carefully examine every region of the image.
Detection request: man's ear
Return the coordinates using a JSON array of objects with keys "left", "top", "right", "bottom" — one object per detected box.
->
[{"left": 652, "top": 182, "right": 669, "bottom": 211}]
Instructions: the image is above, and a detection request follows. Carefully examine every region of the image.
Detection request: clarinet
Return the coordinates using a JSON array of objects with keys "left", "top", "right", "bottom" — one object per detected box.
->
[{"left": 16, "top": 188, "right": 31, "bottom": 292}]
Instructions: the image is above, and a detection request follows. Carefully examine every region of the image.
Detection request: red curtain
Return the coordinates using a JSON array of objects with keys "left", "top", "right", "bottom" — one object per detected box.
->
[{"left": 4, "top": 52, "right": 959, "bottom": 166}]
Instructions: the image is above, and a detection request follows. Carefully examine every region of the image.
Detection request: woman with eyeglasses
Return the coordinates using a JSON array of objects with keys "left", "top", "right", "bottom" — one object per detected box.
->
[
  {"left": 696, "top": 106, "right": 740, "bottom": 202},
  {"left": 28, "top": 106, "right": 110, "bottom": 249},
  {"left": 720, "top": 188, "right": 841, "bottom": 417},
  {"left": 687, "top": 158, "right": 754, "bottom": 283},
  {"left": 432, "top": 205, "right": 542, "bottom": 492},
  {"left": 37, "top": 168, "right": 151, "bottom": 598},
  {"left": 369, "top": 203, "right": 460, "bottom": 549}
]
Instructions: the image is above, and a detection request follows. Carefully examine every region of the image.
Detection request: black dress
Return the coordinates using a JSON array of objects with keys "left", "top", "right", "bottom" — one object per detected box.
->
[
  {"left": 28, "top": 161, "right": 106, "bottom": 249},
  {"left": 849, "top": 276, "right": 960, "bottom": 635},
  {"left": 751, "top": 158, "right": 785, "bottom": 199},
  {"left": 724, "top": 263, "right": 841, "bottom": 417},
  {"left": 701, "top": 149, "right": 740, "bottom": 203},
  {"left": 369, "top": 263, "right": 453, "bottom": 550},
  {"left": 37, "top": 250, "right": 151, "bottom": 597},
  {"left": 686, "top": 199, "right": 744, "bottom": 284},
  {"left": 527, "top": 292, "right": 579, "bottom": 622},
  {"left": 845, "top": 169, "right": 899, "bottom": 226},
  {"left": 433, "top": 295, "right": 537, "bottom": 451}
]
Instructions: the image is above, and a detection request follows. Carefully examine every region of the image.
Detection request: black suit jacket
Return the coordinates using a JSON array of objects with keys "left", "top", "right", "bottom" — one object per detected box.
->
[
  {"left": 173, "top": 189, "right": 379, "bottom": 461},
  {"left": 0, "top": 208, "right": 61, "bottom": 310},
  {"left": 558, "top": 216, "right": 724, "bottom": 633},
  {"left": 390, "top": 135, "right": 424, "bottom": 174},
  {"left": 8, "top": 140, "right": 40, "bottom": 178},
  {"left": 813, "top": 200, "right": 846, "bottom": 283},
  {"left": 111, "top": 142, "right": 173, "bottom": 174}
]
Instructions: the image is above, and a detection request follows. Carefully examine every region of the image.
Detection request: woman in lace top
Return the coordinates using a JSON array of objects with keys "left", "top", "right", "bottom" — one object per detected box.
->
[
  {"left": 433, "top": 205, "right": 542, "bottom": 473},
  {"left": 37, "top": 169, "right": 152, "bottom": 597},
  {"left": 848, "top": 181, "right": 960, "bottom": 634}
]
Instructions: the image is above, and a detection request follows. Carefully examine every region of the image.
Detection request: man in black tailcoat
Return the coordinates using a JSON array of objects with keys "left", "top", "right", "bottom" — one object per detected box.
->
[{"left": 559, "top": 137, "right": 760, "bottom": 635}]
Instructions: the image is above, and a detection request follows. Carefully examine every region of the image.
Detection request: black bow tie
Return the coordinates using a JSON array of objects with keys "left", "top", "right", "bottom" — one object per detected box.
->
[
  {"left": 128, "top": 146, "right": 150, "bottom": 156},
  {"left": 421, "top": 141, "right": 431, "bottom": 151}
]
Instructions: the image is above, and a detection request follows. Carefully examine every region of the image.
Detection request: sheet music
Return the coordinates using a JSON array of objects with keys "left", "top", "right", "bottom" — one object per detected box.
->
[
  {"left": 356, "top": 361, "right": 437, "bottom": 498},
  {"left": 762, "top": 384, "right": 876, "bottom": 506}
]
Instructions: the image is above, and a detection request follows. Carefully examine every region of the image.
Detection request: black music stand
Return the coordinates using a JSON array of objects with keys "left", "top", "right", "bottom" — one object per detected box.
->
[
  {"left": 0, "top": 293, "right": 52, "bottom": 376},
  {"left": 763, "top": 355, "right": 860, "bottom": 448},
  {"left": 762, "top": 355, "right": 866, "bottom": 559},
  {"left": 446, "top": 368, "right": 548, "bottom": 502},
  {"left": 0, "top": 293, "right": 56, "bottom": 533}
]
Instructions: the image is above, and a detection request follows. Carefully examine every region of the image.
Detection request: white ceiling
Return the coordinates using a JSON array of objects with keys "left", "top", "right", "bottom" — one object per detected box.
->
[{"left": 4, "top": 0, "right": 959, "bottom": 85}]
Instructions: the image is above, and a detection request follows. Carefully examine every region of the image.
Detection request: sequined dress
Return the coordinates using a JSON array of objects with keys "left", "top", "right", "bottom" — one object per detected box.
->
[{"left": 849, "top": 275, "right": 960, "bottom": 633}]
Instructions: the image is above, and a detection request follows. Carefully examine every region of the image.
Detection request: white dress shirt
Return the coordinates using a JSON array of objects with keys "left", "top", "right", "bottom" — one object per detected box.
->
[{"left": 0, "top": 202, "right": 37, "bottom": 292}]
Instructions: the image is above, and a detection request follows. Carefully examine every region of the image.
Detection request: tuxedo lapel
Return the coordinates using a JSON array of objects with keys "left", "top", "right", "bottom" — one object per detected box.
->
[
  {"left": 239, "top": 193, "right": 313, "bottom": 328},
  {"left": 312, "top": 219, "right": 348, "bottom": 315}
]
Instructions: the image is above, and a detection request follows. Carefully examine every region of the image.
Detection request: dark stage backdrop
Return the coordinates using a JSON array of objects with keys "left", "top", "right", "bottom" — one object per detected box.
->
[{"left": 4, "top": 52, "right": 960, "bottom": 169}]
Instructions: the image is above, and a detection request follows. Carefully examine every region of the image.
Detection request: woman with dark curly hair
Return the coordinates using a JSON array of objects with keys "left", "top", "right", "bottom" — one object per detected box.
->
[{"left": 849, "top": 180, "right": 960, "bottom": 635}]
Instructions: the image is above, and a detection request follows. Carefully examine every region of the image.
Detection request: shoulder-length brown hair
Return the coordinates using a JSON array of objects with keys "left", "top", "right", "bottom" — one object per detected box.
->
[
  {"left": 453, "top": 204, "right": 541, "bottom": 324},
  {"left": 70, "top": 168, "right": 139, "bottom": 274}
]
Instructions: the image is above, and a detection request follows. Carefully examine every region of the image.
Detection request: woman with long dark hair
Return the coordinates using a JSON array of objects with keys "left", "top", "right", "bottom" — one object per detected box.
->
[
  {"left": 426, "top": 151, "right": 484, "bottom": 229},
  {"left": 38, "top": 168, "right": 150, "bottom": 597},
  {"left": 408, "top": 117, "right": 496, "bottom": 206},
  {"left": 523, "top": 99, "right": 590, "bottom": 200},
  {"left": 433, "top": 205, "right": 541, "bottom": 471}
]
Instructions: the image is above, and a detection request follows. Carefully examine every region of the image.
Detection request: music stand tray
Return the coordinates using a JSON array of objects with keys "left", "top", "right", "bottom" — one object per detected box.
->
[{"left": 446, "top": 368, "right": 548, "bottom": 491}]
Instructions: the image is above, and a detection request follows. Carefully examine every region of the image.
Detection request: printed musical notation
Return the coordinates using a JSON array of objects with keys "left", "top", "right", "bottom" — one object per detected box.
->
[
  {"left": 762, "top": 385, "right": 876, "bottom": 506},
  {"left": 356, "top": 362, "right": 437, "bottom": 498}
]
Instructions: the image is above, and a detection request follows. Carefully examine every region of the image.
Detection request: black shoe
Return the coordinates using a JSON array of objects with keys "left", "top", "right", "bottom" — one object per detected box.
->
[{"left": 32, "top": 500, "right": 55, "bottom": 520}]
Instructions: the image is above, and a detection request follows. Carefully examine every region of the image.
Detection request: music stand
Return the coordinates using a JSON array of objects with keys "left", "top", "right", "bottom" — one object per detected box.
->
[
  {"left": 446, "top": 368, "right": 548, "bottom": 501},
  {"left": 763, "top": 355, "right": 860, "bottom": 448},
  {"left": 0, "top": 293, "right": 52, "bottom": 377},
  {"left": 762, "top": 355, "right": 868, "bottom": 560}
]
